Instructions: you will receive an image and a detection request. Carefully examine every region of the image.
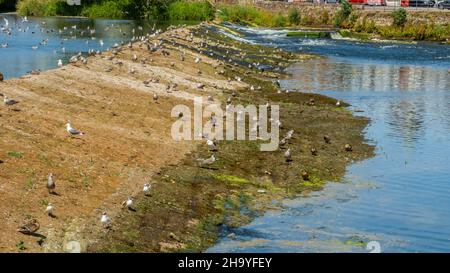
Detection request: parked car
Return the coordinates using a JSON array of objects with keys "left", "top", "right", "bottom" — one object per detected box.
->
[
  {"left": 408, "top": 0, "right": 435, "bottom": 6},
  {"left": 437, "top": 0, "right": 450, "bottom": 8}
]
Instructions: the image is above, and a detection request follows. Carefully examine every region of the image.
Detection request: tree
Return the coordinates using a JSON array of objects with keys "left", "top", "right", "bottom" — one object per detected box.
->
[
  {"left": 392, "top": 8, "right": 407, "bottom": 27},
  {"left": 288, "top": 8, "right": 300, "bottom": 26}
]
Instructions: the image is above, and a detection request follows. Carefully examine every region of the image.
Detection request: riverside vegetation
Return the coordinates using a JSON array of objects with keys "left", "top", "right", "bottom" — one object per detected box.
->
[{"left": 3, "top": 0, "right": 449, "bottom": 41}]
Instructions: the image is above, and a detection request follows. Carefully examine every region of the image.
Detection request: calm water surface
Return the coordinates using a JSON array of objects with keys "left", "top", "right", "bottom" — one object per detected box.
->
[
  {"left": 0, "top": 14, "right": 185, "bottom": 79},
  {"left": 209, "top": 25, "right": 450, "bottom": 253}
]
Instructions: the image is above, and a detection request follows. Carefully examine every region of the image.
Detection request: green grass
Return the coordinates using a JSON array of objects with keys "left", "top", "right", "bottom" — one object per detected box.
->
[
  {"left": 217, "top": 4, "right": 287, "bottom": 28},
  {"left": 7, "top": 151, "right": 23, "bottom": 158},
  {"left": 287, "top": 31, "right": 331, "bottom": 39},
  {"left": 167, "top": 0, "right": 214, "bottom": 21}
]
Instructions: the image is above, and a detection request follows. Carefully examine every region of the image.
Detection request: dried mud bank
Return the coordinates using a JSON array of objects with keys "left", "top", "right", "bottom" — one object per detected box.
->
[{"left": 0, "top": 23, "right": 373, "bottom": 253}]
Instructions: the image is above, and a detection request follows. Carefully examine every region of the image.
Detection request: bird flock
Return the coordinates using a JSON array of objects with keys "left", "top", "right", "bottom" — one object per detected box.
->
[{"left": 1, "top": 19, "right": 356, "bottom": 243}]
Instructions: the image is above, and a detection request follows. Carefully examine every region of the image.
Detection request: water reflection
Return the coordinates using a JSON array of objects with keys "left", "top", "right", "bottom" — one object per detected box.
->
[
  {"left": 0, "top": 14, "right": 185, "bottom": 79},
  {"left": 210, "top": 26, "right": 450, "bottom": 252}
]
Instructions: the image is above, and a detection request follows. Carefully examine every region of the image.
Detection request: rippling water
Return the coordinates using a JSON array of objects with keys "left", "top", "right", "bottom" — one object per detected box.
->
[
  {"left": 0, "top": 14, "right": 184, "bottom": 79},
  {"left": 209, "top": 25, "right": 450, "bottom": 253}
]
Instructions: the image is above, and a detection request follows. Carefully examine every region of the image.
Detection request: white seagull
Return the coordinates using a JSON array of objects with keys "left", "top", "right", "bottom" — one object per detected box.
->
[
  {"left": 100, "top": 212, "right": 110, "bottom": 228},
  {"left": 45, "top": 203, "right": 54, "bottom": 217},
  {"left": 3, "top": 96, "right": 19, "bottom": 106},
  {"left": 66, "top": 122, "right": 84, "bottom": 136},
  {"left": 143, "top": 183, "right": 151, "bottom": 196},
  {"left": 57, "top": 59, "right": 63, "bottom": 67},
  {"left": 122, "top": 197, "right": 133, "bottom": 210}
]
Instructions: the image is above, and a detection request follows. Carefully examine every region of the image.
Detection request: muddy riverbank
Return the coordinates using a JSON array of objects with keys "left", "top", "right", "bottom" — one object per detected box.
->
[{"left": 0, "top": 23, "right": 373, "bottom": 252}]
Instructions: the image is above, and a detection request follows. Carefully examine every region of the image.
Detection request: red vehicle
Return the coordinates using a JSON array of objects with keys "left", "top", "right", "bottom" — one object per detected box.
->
[
  {"left": 348, "top": 0, "right": 368, "bottom": 3},
  {"left": 367, "top": 0, "right": 387, "bottom": 5}
]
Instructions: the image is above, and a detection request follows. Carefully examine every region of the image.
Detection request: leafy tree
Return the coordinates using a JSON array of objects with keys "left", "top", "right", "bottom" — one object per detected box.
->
[
  {"left": 392, "top": 8, "right": 407, "bottom": 27},
  {"left": 288, "top": 8, "right": 300, "bottom": 26}
]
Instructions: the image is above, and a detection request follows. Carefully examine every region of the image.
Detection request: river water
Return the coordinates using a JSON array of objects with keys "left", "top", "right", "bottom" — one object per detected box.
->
[
  {"left": 208, "top": 25, "right": 450, "bottom": 253},
  {"left": 2, "top": 15, "right": 450, "bottom": 252},
  {"left": 0, "top": 14, "right": 183, "bottom": 79}
]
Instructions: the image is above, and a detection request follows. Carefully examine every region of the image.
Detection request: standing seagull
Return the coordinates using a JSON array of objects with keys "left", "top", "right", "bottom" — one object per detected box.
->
[
  {"left": 47, "top": 173, "right": 56, "bottom": 194},
  {"left": 58, "top": 59, "right": 63, "bottom": 67},
  {"left": 100, "top": 212, "right": 110, "bottom": 228},
  {"left": 66, "top": 122, "right": 84, "bottom": 136},
  {"left": 284, "top": 148, "right": 292, "bottom": 162},
  {"left": 143, "top": 183, "right": 151, "bottom": 196},
  {"left": 45, "top": 203, "right": 55, "bottom": 217},
  {"left": 3, "top": 96, "right": 19, "bottom": 106},
  {"left": 122, "top": 197, "right": 134, "bottom": 210}
]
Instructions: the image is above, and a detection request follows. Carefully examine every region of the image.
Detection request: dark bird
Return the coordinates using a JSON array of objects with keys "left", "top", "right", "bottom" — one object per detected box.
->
[
  {"left": 301, "top": 170, "right": 310, "bottom": 181},
  {"left": 311, "top": 148, "right": 317, "bottom": 156},
  {"left": 345, "top": 144, "right": 353, "bottom": 152},
  {"left": 17, "top": 219, "right": 40, "bottom": 235},
  {"left": 324, "top": 135, "right": 331, "bottom": 144}
]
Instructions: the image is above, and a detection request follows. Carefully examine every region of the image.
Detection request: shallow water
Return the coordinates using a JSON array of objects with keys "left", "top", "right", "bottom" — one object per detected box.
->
[
  {"left": 209, "top": 25, "right": 450, "bottom": 253},
  {"left": 0, "top": 14, "right": 186, "bottom": 79}
]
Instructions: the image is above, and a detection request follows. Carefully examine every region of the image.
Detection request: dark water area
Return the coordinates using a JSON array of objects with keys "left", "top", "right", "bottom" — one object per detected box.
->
[{"left": 209, "top": 25, "right": 450, "bottom": 253}]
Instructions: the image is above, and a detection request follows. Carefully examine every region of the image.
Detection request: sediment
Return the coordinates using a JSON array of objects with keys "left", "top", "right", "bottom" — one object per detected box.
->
[{"left": 0, "top": 23, "right": 373, "bottom": 253}]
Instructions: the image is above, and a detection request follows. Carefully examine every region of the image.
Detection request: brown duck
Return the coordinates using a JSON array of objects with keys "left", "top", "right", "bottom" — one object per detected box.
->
[
  {"left": 345, "top": 144, "right": 353, "bottom": 152},
  {"left": 17, "top": 219, "right": 40, "bottom": 235},
  {"left": 301, "top": 170, "right": 310, "bottom": 181}
]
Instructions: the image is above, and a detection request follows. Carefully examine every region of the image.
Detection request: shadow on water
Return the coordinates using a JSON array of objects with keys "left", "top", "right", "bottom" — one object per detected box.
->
[{"left": 209, "top": 24, "right": 450, "bottom": 253}]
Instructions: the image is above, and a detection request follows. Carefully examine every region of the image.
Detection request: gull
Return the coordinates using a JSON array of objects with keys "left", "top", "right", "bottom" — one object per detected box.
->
[
  {"left": 3, "top": 18, "right": 8, "bottom": 27},
  {"left": 1, "top": 43, "right": 8, "bottom": 48},
  {"left": 198, "top": 155, "right": 216, "bottom": 166},
  {"left": 99, "top": 39, "right": 104, "bottom": 47},
  {"left": 32, "top": 45, "right": 38, "bottom": 50},
  {"left": 194, "top": 57, "right": 200, "bottom": 64},
  {"left": 22, "top": 16, "right": 28, "bottom": 23},
  {"left": 3, "top": 96, "right": 19, "bottom": 106},
  {"left": 153, "top": 93, "right": 158, "bottom": 102},
  {"left": 45, "top": 203, "right": 54, "bottom": 217},
  {"left": 143, "top": 183, "right": 151, "bottom": 196},
  {"left": 122, "top": 197, "right": 134, "bottom": 210},
  {"left": 336, "top": 100, "right": 341, "bottom": 107},
  {"left": 100, "top": 212, "right": 110, "bottom": 228},
  {"left": 132, "top": 54, "right": 137, "bottom": 62},
  {"left": 57, "top": 59, "right": 63, "bottom": 67},
  {"left": 284, "top": 148, "right": 292, "bottom": 162},
  {"left": 47, "top": 173, "right": 56, "bottom": 194},
  {"left": 250, "top": 85, "right": 255, "bottom": 91},
  {"left": 66, "top": 122, "right": 84, "bottom": 136},
  {"left": 206, "top": 139, "right": 217, "bottom": 151}
]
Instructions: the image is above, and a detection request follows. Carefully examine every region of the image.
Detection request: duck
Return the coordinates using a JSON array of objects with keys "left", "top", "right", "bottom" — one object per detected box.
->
[
  {"left": 17, "top": 219, "right": 40, "bottom": 235},
  {"left": 345, "top": 144, "right": 353, "bottom": 152},
  {"left": 301, "top": 170, "right": 310, "bottom": 181},
  {"left": 311, "top": 148, "right": 317, "bottom": 156},
  {"left": 324, "top": 135, "right": 331, "bottom": 144}
]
